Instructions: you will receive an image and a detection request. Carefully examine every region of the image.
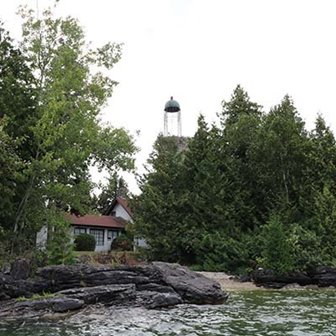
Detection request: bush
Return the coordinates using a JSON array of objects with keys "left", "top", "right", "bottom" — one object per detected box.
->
[
  {"left": 74, "top": 233, "right": 96, "bottom": 251},
  {"left": 111, "top": 234, "right": 133, "bottom": 251}
]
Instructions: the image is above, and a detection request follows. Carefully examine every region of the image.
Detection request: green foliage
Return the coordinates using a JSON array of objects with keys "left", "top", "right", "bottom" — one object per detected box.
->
[
  {"left": 96, "top": 173, "right": 129, "bottom": 214},
  {"left": 0, "top": 5, "right": 136, "bottom": 259},
  {"left": 74, "top": 233, "right": 96, "bottom": 251},
  {"left": 258, "top": 215, "right": 294, "bottom": 275},
  {"left": 111, "top": 233, "right": 133, "bottom": 251},
  {"left": 288, "top": 224, "right": 323, "bottom": 270},
  {"left": 310, "top": 186, "right": 336, "bottom": 266},
  {"left": 196, "top": 232, "right": 247, "bottom": 272},
  {"left": 47, "top": 212, "right": 75, "bottom": 265},
  {"left": 135, "top": 84, "right": 336, "bottom": 274},
  {"left": 133, "top": 135, "right": 188, "bottom": 262},
  {"left": 16, "top": 292, "right": 57, "bottom": 302},
  {"left": 0, "top": 126, "right": 23, "bottom": 230}
]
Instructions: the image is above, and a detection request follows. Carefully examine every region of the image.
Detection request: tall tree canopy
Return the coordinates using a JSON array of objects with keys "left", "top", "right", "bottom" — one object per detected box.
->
[
  {"left": 134, "top": 85, "right": 336, "bottom": 273},
  {"left": 0, "top": 5, "right": 136, "bottom": 255}
]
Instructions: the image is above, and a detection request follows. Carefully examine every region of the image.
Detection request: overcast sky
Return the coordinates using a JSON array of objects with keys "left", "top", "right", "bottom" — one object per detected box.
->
[{"left": 1, "top": 0, "right": 336, "bottom": 192}]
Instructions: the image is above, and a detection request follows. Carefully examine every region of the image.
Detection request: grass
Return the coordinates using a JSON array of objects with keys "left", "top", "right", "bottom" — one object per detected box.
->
[
  {"left": 74, "top": 250, "right": 143, "bottom": 266},
  {"left": 16, "top": 292, "right": 58, "bottom": 302}
]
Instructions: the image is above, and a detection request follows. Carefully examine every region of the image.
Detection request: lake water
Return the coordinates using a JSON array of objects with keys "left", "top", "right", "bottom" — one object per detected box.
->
[{"left": 1, "top": 290, "right": 335, "bottom": 336}]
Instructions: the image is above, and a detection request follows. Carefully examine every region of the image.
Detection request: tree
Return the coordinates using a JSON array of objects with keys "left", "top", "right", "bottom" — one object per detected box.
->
[
  {"left": 180, "top": 115, "right": 242, "bottom": 267},
  {"left": 221, "top": 84, "right": 261, "bottom": 127},
  {"left": 133, "top": 135, "right": 186, "bottom": 262},
  {"left": 47, "top": 209, "right": 75, "bottom": 265},
  {"left": 0, "top": 22, "right": 35, "bottom": 234},
  {"left": 246, "top": 95, "right": 310, "bottom": 227},
  {"left": 259, "top": 215, "right": 294, "bottom": 275},
  {"left": 309, "top": 185, "right": 336, "bottom": 265},
  {"left": 97, "top": 173, "right": 129, "bottom": 214},
  {"left": 219, "top": 85, "right": 263, "bottom": 231},
  {"left": 0, "top": 126, "right": 22, "bottom": 232},
  {"left": 0, "top": 5, "right": 136, "bottom": 255},
  {"left": 308, "top": 115, "right": 336, "bottom": 190}
]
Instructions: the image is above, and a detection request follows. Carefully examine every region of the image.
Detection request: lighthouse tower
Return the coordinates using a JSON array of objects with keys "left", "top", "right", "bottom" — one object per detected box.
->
[{"left": 163, "top": 97, "right": 181, "bottom": 137}]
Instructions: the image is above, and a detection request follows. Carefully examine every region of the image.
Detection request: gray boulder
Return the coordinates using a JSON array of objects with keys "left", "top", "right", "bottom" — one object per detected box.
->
[{"left": 152, "top": 262, "right": 229, "bottom": 304}]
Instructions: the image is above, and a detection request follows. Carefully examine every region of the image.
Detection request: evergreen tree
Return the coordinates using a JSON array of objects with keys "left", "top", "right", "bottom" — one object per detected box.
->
[
  {"left": 133, "top": 135, "right": 187, "bottom": 262},
  {"left": 219, "top": 85, "right": 263, "bottom": 231},
  {"left": 251, "top": 95, "right": 309, "bottom": 223},
  {"left": 259, "top": 215, "right": 294, "bottom": 275},
  {"left": 97, "top": 173, "right": 129, "bottom": 214},
  {"left": 180, "top": 115, "right": 243, "bottom": 268}
]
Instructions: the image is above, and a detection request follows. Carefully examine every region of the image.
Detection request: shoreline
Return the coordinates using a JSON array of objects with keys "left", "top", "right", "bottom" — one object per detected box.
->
[
  {"left": 198, "top": 272, "right": 260, "bottom": 291},
  {"left": 199, "top": 272, "right": 336, "bottom": 291}
]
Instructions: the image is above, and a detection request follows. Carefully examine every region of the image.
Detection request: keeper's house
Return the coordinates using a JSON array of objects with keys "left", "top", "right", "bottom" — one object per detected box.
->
[{"left": 36, "top": 197, "right": 133, "bottom": 252}]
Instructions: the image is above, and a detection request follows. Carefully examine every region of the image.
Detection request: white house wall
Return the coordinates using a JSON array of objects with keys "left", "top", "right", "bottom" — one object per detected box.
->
[
  {"left": 72, "top": 227, "right": 122, "bottom": 252},
  {"left": 36, "top": 225, "right": 48, "bottom": 250},
  {"left": 114, "top": 204, "right": 132, "bottom": 222}
]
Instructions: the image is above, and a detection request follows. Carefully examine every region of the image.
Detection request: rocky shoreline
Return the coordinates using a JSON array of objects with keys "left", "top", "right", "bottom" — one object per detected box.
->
[
  {"left": 252, "top": 267, "right": 336, "bottom": 289},
  {"left": 0, "top": 262, "right": 228, "bottom": 321},
  {"left": 201, "top": 267, "right": 336, "bottom": 291}
]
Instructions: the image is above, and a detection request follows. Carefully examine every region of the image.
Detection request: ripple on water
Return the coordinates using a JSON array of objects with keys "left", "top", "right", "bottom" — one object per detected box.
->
[{"left": 0, "top": 290, "right": 336, "bottom": 336}]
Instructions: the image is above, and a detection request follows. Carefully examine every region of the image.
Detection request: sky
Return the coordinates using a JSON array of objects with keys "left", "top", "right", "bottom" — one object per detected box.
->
[{"left": 1, "top": 0, "right": 336, "bottom": 193}]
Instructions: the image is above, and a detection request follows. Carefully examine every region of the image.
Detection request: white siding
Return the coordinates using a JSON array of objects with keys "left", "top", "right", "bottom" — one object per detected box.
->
[
  {"left": 36, "top": 225, "right": 48, "bottom": 250},
  {"left": 72, "top": 226, "right": 122, "bottom": 252},
  {"left": 114, "top": 203, "right": 132, "bottom": 222}
]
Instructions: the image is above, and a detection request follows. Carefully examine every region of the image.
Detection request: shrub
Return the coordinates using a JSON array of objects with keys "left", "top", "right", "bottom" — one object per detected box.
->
[
  {"left": 74, "top": 233, "right": 96, "bottom": 251},
  {"left": 111, "top": 234, "right": 133, "bottom": 251}
]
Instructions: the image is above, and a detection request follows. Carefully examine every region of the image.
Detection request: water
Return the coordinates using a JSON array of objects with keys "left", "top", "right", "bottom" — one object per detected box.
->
[{"left": 1, "top": 290, "right": 335, "bottom": 336}]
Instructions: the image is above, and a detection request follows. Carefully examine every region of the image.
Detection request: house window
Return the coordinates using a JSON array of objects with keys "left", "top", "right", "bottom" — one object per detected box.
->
[
  {"left": 74, "top": 227, "right": 87, "bottom": 235},
  {"left": 107, "top": 230, "right": 119, "bottom": 241},
  {"left": 90, "top": 229, "right": 104, "bottom": 246},
  {"left": 111, "top": 211, "right": 116, "bottom": 217}
]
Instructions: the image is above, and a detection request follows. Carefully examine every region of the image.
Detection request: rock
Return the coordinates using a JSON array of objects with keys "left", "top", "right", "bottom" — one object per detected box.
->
[
  {"left": 10, "top": 259, "right": 31, "bottom": 280},
  {"left": 282, "top": 283, "right": 301, "bottom": 289},
  {"left": 0, "top": 262, "right": 228, "bottom": 320},
  {"left": 0, "top": 273, "right": 50, "bottom": 299},
  {"left": 253, "top": 269, "right": 312, "bottom": 288},
  {"left": 37, "top": 264, "right": 151, "bottom": 291},
  {"left": 0, "top": 292, "right": 10, "bottom": 300},
  {"left": 308, "top": 266, "right": 336, "bottom": 287},
  {"left": 239, "top": 275, "right": 252, "bottom": 282},
  {"left": 136, "top": 283, "right": 176, "bottom": 293},
  {"left": 152, "top": 262, "right": 229, "bottom": 304},
  {"left": 5, "top": 297, "right": 84, "bottom": 314},
  {"left": 137, "top": 291, "right": 183, "bottom": 309},
  {"left": 51, "top": 298, "right": 85, "bottom": 312},
  {"left": 58, "top": 284, "right": 136, "bottom": 305},
  {"left": 37, "top": 263, "right": 228, "bottom": 304},
  {"left": 1, "top": 263, "right": 11, "bottom": 275}
]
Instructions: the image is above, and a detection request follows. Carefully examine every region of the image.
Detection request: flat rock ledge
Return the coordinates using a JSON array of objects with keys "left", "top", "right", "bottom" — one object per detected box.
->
[
  {"left": 0, "top": 262, "right": 228, "bottom": 320},
  {"left": 253, "top": 266, "right": 336, "bottom": 289}
]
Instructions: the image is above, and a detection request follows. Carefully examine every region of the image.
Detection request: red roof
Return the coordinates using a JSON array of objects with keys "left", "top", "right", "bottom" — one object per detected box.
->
[{"left": 66, "top": 214, "right": 125, "bottom": 229}]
